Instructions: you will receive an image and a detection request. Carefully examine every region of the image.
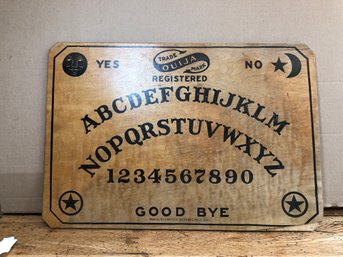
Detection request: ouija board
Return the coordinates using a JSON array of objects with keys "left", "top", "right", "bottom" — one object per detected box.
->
[{"left": 43, "top": 43, "right": 323, "bottom": 230}]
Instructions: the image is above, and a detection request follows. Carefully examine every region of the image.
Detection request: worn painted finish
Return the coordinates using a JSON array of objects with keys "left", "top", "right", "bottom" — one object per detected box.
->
[{"left": 43, "top": 43, "right": 322, "bottom": 230}]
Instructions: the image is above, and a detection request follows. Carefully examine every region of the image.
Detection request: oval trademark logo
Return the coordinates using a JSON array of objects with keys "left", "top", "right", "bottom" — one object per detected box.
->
[{"left": 153, "top": 49, "right": 210, "bottom": 74}]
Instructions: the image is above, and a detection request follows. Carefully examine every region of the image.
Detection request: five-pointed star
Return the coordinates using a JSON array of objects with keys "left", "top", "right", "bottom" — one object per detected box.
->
[
  {"left": 286, "top": 195, "right": 304, "bottom": 212},
  {"left": 62, "top": 194, "right": 79, "bottom": 210},
  {"left": 272, "top": 57, "right": 287, "bottom": 72}
]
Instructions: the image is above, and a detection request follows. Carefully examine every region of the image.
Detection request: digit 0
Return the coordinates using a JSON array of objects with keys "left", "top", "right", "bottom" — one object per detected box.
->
[{"left": 241, "top": 169, "right": 253, "bottom": 184}]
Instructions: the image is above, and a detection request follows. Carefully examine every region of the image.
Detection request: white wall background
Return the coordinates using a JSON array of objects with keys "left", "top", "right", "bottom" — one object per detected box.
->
[{"left": 0, "top": 0, "right": 342, "bottom": 213}]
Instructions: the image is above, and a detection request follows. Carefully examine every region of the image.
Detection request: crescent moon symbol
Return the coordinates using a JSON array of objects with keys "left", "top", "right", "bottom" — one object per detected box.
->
[{"left": 285, "top": 53, "right": 301, "bottom": 78}]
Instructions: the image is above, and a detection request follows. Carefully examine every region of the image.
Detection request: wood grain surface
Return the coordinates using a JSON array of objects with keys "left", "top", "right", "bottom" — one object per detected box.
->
[
  {"left": 43, "top": 43, "right": 322, "bottom": 230},
  {"left": 1, "top": 215, "right": 342, "bottom": 256}
]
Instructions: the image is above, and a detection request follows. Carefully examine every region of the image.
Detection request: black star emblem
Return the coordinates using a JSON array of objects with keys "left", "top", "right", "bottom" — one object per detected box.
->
[
  {"left": 272, "top": 57, "right": 287, "bottom": 72},
  {"left": 59, "top": 191, "right": 83, "bottom": 216},
  {"left": 62, "top": 194, "right": 79, "bottom": 210},
  {"left": 286, "top": 195, "right": 304, "bottom": 213},
  {"left": 282, "top": 192, "right": 308, "bottom": 218}
]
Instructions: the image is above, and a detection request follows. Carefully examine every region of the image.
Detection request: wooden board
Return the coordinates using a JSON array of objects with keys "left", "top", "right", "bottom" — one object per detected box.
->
[
  {"left": 1, "top": 215, "right": 342, "bottom": 256},
  {"left": 43, "top": 43, "right": 322, "bottom": 230}
]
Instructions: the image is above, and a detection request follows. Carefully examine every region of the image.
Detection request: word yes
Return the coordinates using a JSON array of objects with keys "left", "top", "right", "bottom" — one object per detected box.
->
[{"left": 96, "top": 59, "right": 119, "bottom": 68}]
